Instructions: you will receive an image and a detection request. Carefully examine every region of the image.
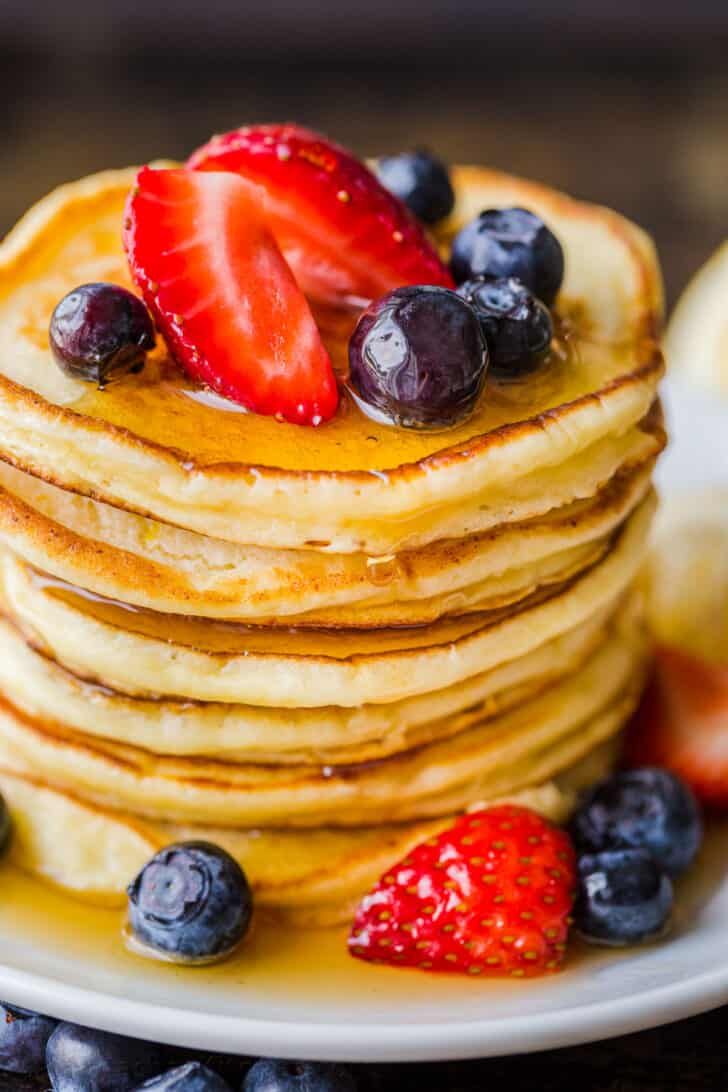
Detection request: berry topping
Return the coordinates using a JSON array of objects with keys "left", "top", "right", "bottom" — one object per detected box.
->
[
  {"left": 348, "top": 285, "right": 488, "bottom": 429},
  {"left": 243, "top": 1059, "right": 357, "bottom": 1092},
  {"left": 0, "top": 1002, "right": 57, "bottom": 1074},
  {"left": 46, "top": 1022, "right": 166, "bottom": 1092},
  {"left": 123, "top": 167, "right": 338, "bottom": 425},
  {"left": 575, "top": 849, "right": 673, "bottom": 947},
  {"left": 570, "top": 768, "right": 702, "bottom": 877},
  {"left": 134, "top": 1061, "right": 232, "bottom": 1091},
  {"left": 187, "top": 124, "right": 454, "bottom": 306},
  {"left": 456, "top": 276, "right": 553, "bottom": 376},
  {"left": 376, "top": 149, "right": 455, "bottom": 225},
  {"left": 348, "top": 805, "right": 576, "bottom": 977},
  {"left": 626, "top": 644, "right": 728, "bottom": 809},
  {"left": 49, "top": 283, "right": 155, "bottom": 387},
  {"left": 450, "top": 207, "right": 564, "bottom": 305},
  {"left": 127, "top": 841, "right": 252, "bottom": 964}
]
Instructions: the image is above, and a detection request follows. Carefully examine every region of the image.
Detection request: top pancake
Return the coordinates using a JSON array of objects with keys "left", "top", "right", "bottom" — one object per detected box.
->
[{"left": 0, "top": 165, "right": 663, "bottom": 552}]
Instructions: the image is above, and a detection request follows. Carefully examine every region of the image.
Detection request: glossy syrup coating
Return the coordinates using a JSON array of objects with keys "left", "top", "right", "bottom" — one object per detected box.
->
[
  {"left": 456, "top": 275, "right": 553, "bottom": 377},
  {"left": 348, "top": 285, "right": 488, "bottom": 429},
  {"left": 450, "top": 207, "right": 564, "bottom": 305},
  {"left": 376, "top": 149, "right": 455, "bottom": 224},
  {"left": 127, "top": 841, "right": 253, "bottom": 963},
  {"left": 49, "top": 282, "right": 155, "bottom": 386}
]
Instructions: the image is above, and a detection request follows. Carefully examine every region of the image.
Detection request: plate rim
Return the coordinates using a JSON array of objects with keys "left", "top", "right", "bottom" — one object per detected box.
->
[{"left": 1, "top": 956, "right": 728, "bottom": 1061}]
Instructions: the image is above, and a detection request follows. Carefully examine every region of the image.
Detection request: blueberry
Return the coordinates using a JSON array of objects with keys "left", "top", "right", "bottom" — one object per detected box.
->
[
  {"left": 134, "top": 1061, "right": 231, "bottom": 1091},
  {"left": 571, "top": 768, "right": 702, "bottom": 877},
  {"left": 575, "top": 849, "right": 673, "bottom": 947},
  {"left": 450, "top": 207, "right": 564, "bottom": 305},
  {"left": 376, "top": 150, "right": 455, "bottom": 224},
  {"left": 49, "top": 282, "right": 155, "bottom": 386},
  {"left": 127, "top": 841, "right": 252, "bottom": 963},
  {"left": 242, "top": 1059, "right": 357, "bottom": 1092},
  {"left": 46, "top": 1022, "right": 166, "bottom": 1092},
  {"left": 0, "top": 793, "right": 11, "bottom": 856},
  {"left": 0, "top": 1002, "right": 57, "bottom": 1074},
  {"left": 456, "top": 276, "right": 552, "bottom": 377},
  {"left": 348, "top": 285, "right": 488, "bottom": 429}
]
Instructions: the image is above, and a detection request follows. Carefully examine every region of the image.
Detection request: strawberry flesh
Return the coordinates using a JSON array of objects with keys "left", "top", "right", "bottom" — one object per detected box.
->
[
  {"left": 626, "top": 644, "right": 728, "bottom": 809},
  {"left": 123, "top": 166, "right": 339, "bottom": 425},
  {"left": 187, "top": 124, "right": 455, "bottom": 307},
  {"left": 349, "top": 805, "right": 576, "bottom": 977}
]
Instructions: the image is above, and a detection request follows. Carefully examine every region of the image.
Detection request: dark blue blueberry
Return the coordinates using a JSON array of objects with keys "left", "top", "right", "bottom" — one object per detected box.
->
[
  {"left": 571, "top": 768, "right": 702, "bottom": 877},
  {"left": 456, "top": 276, "right": 552, "bottom": 377},
  {"left": 0, "top": 794, "right": 11, "bottom": 856},
  {"left": 348, "top": 285, "right": 488, "bottom": 429},
  {"left": 575, "top": 849, "right": 673, "bottom": 947},
  {"left": 134, "top": 1061, "right": 231, "bottom": 1092},
  {"left": 46, "top": 1022, "right": 166, "bottom": 1092},
  {"left": 127, "top": 841, "right": 252, "bottom": 963},
  {"left": 376, "top": 150, "right": 455, "bottom": 224},
  {"left": 0, "top": 1002, "right": 57, "bottom": 1074},
  {"left": 242, "top": 1059, "right": 357, "bottom": 1092},
  {"left": 49, "top": 282, "right": 155, "bottom": 387},
  {"left": 450, "top": 207, "right": 564, "bottom": 305}
]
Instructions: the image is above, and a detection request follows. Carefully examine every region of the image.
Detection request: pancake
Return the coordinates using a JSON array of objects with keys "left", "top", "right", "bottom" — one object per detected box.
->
[
  {"left": 0, "top": 742, "right": 620, "bottom": 921},
  {"left": 0, "top": 493, "right": 655, "bottom": 706},
  {"left": 0, "top": 159, "right": 664, "bottom": 930},
  {"left": 0, "top": 598, "right": 621, "bottom": 763},
  {"left": 0, "top": 166, "right": 663, "bottom": 553},
  {"left": 0, "top": 618, "right": 647, "bottom": 828},
  {"left": 0, "top": 456, "right": 656, "bottom": 624}
]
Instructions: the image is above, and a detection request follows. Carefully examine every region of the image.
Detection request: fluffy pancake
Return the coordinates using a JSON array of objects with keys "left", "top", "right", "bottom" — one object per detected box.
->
[
  {"left": 0, "top": 166, "right": 663, "bottom": 552},
  {"left": 0, "top": 744, "right": 619, "bottom": 920},
  {"left": 0, "top": 599, "right": 620, "bottom": 763},
  {"left": 0, "top": 493, "right": 655, "bottom": 706},
  {"left": 0, "top": 617, "right": 647, "bottom": 828},
  {"left": 0, "top": 456, "right": 656, "bottom": 624}
]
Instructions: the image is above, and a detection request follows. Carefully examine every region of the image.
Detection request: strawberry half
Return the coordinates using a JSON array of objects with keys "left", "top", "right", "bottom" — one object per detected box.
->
[
  {"left": 187, "top": 123, "right": 455, "bottom": 306},
  {"left": 349, "top": 805, "right": 576, "bottom": 977},
  {"left": 626, "top": 644, "right": 728, "bottom": 808},
  {"left": 123, "top": 166, "right": 338, "bottom": 425}
]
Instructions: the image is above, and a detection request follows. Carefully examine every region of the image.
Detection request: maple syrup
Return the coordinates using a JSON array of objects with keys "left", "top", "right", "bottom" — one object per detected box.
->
[{"left": 30, "top": 569, "right": 500, "bottom": 656}]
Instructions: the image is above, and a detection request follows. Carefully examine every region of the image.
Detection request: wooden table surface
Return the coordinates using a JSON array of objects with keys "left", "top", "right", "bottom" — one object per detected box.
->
[{"left": 1, "top": 39, "right": 727, "bottom": 1090}]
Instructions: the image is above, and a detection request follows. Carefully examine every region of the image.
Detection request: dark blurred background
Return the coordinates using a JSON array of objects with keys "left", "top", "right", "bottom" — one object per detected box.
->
[{"left": 3, "top": 1, "right": 728, "bottom": 306}]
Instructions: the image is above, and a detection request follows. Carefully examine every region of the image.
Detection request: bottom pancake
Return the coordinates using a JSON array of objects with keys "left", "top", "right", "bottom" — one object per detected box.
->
[{"left": 0, "top": 737, "right": 620, "bottom": 926}]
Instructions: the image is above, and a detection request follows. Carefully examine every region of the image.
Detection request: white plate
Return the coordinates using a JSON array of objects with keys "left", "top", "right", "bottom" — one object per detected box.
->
[{"left": 0, "top": 377, "right": 726, "bottom": 1063}]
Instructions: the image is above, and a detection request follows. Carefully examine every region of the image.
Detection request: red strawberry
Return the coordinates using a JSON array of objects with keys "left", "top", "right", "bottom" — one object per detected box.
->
[
  {"left": 123, "top": 166, "right": 338, "bottom": 425},
  {"left": 349, "top": 805, "right": 576, "bottom": 977},
  {"left": 626, "top": 644, "right": 728, "bottom": 808},
  {"left": 187, "top": 124, "right": 454, "bottom": 307}
]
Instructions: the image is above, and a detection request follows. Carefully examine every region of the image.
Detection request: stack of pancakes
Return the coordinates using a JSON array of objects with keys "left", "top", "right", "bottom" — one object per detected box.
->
[{"left": 0, "top": 165, "right": 664, "bottom": 925}]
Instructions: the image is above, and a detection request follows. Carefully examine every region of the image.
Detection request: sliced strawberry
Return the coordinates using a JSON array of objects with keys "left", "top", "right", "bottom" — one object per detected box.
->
[
  {"left": 626, "top": 644, "right": 728, "bottom": 808},
  {"left": 123, "top": 166, "right": 338, "bottom": 425},
  {"left": 187, "top": 124, "right": 454, "bottom": 306},
  {"left": 349, "top": 805, "right": 576, "bottom": 977}
]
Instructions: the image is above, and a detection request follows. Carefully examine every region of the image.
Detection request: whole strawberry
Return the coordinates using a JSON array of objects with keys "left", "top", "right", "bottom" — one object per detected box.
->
[{"left": 349, "top": 805, "right": 576, "bottom": 977}]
